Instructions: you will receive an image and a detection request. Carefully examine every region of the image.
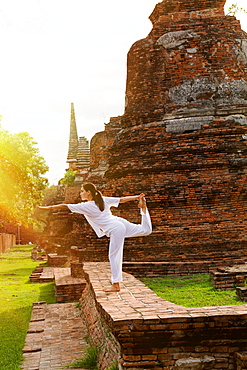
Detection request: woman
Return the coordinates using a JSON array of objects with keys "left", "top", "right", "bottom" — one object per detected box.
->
[{"left": 38, "top": 182, "right": 152, "bottom": 292}]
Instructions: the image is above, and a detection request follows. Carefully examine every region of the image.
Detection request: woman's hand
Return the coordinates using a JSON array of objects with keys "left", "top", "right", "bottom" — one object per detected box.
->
[{"left": 119, "top": 194, "right": 145, "bottom": 203}]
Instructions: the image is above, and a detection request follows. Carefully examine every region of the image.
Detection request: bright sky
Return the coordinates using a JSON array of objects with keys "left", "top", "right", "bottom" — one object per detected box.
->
[{"left": 0, "top": 0, "right": 246, "bottom": 184}]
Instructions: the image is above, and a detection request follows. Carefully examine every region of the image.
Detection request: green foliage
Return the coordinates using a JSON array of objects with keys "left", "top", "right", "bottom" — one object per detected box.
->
[
  {"left": 75, "top": 302, "right": 82, "bottom": 309},
  {"left": 0, "top": 126, "right": 49, "bottom": 226},
  {"left": 227, "top": 3, "right": 247, "bottom": 16},
  {"left": 67, "top": 343, "right": 98, "bottom": 369},
  {"left": 141, "top": 274, "right": 243, "bottom": 307},
  {"left": 60, "top": 168, "right": 77, "bottom": 185},
  {"left": 107, "top": 361, "right": 119, "bottom": 370},
  {"left": 0, "top": 244, "right": 56, "bottom": 369}
]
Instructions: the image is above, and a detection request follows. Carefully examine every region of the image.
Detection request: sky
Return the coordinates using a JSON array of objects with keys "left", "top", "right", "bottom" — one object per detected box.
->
[{"left": 0, "top": 0, "right": 246, "bottom": 185}]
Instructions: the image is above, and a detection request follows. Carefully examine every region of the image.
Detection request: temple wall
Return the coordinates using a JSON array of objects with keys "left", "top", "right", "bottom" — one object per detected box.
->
[
  {"left": 123, "top": 2, "right": 247, "bottom": 126},
  {"left": 101, "top": 0, "right": 247, "bottom": 266},
  {"left": 81, "top": 273, "right": 121, "bottom": 370},
  {"left": 104, "top": 115, "right": 247, "bottom": 263},
  {"left": 0, "top": 233, "right": 16, "bottom": 253},
  {"left": 64, "top": 184, "right": 81, "bottom": 204},
  {"left": 84, "top": 116, "right": 122, "bottom": 187}
]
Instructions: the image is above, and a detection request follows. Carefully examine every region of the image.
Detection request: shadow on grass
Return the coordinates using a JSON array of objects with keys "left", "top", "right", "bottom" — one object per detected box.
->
[
  {"left": 0, "top": 265, "right": 48, "bottom": 281},
  {"left": 0, "top": 268, "right": 36, "bottom": 278},
  {"left": 38, "top": 282, "right": 56, "bottom": 303}
]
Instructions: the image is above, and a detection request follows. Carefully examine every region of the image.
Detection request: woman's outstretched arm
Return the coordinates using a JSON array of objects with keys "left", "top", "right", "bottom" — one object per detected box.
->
[
  {"left": 119, "top": 194, "right": 144, "bottom": 203},
  {"left": 37, "top": 204, "right": 69, "bottom": 210}
]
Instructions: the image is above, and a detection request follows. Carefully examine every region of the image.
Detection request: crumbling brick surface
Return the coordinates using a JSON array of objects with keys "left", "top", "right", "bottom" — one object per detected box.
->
[
  {"left": 123, "top": 1, "right": 247, "bottom": 127},
  {"left": 100, "top": 0, "right": 247, "bottom": 266},
  {"left": 104, "top": 115, "right": 247, "bottom": 263}
]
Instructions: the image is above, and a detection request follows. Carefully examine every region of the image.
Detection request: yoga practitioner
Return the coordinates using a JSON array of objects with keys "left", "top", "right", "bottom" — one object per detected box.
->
[{"left": 38, "top": 182, "right": 152, "bottom": 292}]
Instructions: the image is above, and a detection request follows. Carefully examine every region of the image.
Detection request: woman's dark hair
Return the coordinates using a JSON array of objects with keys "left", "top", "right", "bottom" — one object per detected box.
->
[{"left": 83, "top": 183, "right": 105, "bottom": 211}]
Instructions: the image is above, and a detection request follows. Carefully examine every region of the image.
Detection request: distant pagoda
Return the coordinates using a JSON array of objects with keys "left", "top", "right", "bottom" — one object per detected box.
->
[
  {"left": 67, "top": 102, "right": 79, "bottom": 169},
  {"left": 66, "top": 103, "right": 90, "bottom": 177}
]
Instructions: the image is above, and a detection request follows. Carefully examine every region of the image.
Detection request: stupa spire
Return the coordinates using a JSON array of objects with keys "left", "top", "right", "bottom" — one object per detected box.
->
[{"left": 67, "top": 102, "right": 78, "bottom": 167}]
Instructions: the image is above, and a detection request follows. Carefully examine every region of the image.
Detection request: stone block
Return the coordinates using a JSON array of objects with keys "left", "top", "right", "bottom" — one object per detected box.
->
[
  {"left": 47, "top": 254, "right": 67, "bottom": 267},
  {"left": 236, "top": 286, "right": 247, "bottom": 301},
  {"left": 71, "top": 261, "right": 84, "bottom": 278}
]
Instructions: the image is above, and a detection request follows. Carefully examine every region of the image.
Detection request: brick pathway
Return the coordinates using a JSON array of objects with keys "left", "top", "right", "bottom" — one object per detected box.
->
[{"left": 22, "top": 301, "right": 88, "bottom": 370}]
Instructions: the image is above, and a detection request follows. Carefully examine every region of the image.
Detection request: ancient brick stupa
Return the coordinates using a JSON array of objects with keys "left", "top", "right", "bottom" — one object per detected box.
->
[
  {"left": 101, "top": 0, "right": 247, "bottom": 269},
  {"left": 66, "top": 103, "right": 90, "bottom": 175},
  {"left": 47, "top": 0, "right": 247, "bottom": 273},
  {"left": 63, "top": 103, "right": 90, "bottom": 202}
]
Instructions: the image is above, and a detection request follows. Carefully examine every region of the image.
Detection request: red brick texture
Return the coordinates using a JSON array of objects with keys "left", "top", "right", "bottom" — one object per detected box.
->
[
  {"left": 123, "top": 0, "right": 246, "bottom": 126},
  {"left": 102, "top": 0, "right": 247, "bottom": 267},
  {"left": 211, "top": 265, "right": 247, "bottom": 290},
  {"left": 22, "top": 302, "right": 89, "bottom": 370}
]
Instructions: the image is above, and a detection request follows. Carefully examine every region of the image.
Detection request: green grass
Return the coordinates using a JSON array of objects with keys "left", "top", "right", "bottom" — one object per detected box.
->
[
  {"left": 0, "top": 244, "right": 56, "bottom": 370},
  {"left": 141, "top": 274, "right": 243, "bottom": 307},
  {"left": 67, "top": 343, "right": 98, "bottom": 369}
]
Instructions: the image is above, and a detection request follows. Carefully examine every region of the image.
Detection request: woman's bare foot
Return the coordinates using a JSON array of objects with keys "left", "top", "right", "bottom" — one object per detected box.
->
[
  {"left": 103, "top": 282, "right": 120, "bottom": 292},
  {"left": 138, "top": 193, "right": 147, "bottom": 213}
]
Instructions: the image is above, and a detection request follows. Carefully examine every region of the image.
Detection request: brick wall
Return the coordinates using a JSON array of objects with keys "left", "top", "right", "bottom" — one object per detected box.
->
[
  {"left": 81, "top": 275, "right": 121, "bottom": 370},
  {"left": 211, "top": 265, "right": 247, "bottom": 290},
  {"left": 64, "top": 184, "right": 81, "bottom": 204},
  {"left": 123, "top": 1, "right": 246, "bottom": 126},
  {"left": 101, "top": 0, "right": 247, "bottom": 266},
  {"left": 0, "top": 233, "right": 16, "bottom": 253},
  {"left": 236, "top": 352, "right": 247, "bottom": 370},
  {"left": 46, "top": 203, "right": 247, "bottom": 273},
  {"left": 104, "top": 117, "right": 247, "bottom": 263},
  {"left": 83, "top": 117, "right": 122, "bottom": 186},
  {"left": 0, "top": 223, "right": 38, "bottom": 244}
]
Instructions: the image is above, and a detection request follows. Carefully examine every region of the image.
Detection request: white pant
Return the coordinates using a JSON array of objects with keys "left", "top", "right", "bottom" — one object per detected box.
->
[{"left": 106, "top": 209, "right": 152, "bottom": 283}]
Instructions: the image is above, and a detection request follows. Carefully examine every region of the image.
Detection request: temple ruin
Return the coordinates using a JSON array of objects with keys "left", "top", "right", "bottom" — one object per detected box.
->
[{"left": 46, "top": 0, "right": 247, "bottom": 276}]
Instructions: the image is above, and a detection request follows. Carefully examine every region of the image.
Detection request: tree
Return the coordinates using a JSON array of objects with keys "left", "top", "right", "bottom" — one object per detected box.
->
[
  {"left": 227, "top": 3, "right": 247, "bottom": 16},
  {"left": 0, "top": 125, "right": 49, "bottom": 226},
  {"left": 60, "top": 168, "right": 77, "bottom": 185}
]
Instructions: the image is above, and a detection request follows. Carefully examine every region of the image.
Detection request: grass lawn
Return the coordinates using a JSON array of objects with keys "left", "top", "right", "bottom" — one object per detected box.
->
[
  {"left": 0, "top": 244, "right": 56, "bottom": 370},
  {"left": 141, "top": 274, "right": 244, "bottom": 307}
]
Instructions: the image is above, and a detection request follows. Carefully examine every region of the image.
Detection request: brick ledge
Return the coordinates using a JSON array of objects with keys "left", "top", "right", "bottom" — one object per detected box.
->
[
  {"left": 83, "top": 262, "right": 247, "bottom": 323},
  {"left": 81, "top": 262, "right": 247, "bottom": 370}
]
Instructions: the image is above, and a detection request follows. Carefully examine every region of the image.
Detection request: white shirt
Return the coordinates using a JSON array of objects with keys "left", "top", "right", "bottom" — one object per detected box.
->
[{"left": 67, "top": 196, "right": 120, "bottom": 238}]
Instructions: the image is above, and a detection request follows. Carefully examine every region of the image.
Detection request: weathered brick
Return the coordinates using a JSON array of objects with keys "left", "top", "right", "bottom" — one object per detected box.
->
[
  {"left": 141, "top": 355, "right": 158, "bottom": 361},
  {"left": 122, "top": 354, "right": 141, "bottom": 361}
]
